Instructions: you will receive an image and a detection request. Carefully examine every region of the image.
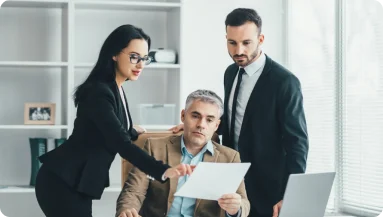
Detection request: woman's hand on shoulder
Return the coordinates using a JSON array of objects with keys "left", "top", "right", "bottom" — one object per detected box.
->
[
  {"left": 133, "top": 125, "right": 146, "bottom": 135},
  {"left": 168, "top": 123, "right": 184, "bottom": 133}
]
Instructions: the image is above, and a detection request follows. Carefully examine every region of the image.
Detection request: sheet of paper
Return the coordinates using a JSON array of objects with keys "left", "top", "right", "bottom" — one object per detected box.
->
[{"left": 174, "top": 162, "right": 251, "bottom": 201}]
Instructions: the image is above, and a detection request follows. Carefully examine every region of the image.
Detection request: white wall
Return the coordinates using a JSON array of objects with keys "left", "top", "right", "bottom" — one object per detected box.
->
[{"left": 180, "top": 0, "right": 285, "bottom": 110}]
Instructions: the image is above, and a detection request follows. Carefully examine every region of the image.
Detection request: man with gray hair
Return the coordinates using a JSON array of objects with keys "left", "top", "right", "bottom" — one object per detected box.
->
[{"left": 116, "top": 89, "right": 250, "bottom": 217}]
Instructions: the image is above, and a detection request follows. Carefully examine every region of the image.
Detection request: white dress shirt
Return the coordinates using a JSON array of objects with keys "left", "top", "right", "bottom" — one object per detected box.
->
[
  {"left": 119, "top": 86, "right": 130, "bottom": 130},
  {"left": 228, "top": 52, "right": 266, "bottom": 147}
]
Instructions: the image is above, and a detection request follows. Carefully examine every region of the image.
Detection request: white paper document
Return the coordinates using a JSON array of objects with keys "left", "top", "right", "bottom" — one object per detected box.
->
[{"left": 174, "top": 162, "right": 251, "bottom": 201}]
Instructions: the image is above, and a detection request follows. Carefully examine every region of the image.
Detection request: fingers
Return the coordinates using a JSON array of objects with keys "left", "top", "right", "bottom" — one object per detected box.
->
[
  {"left": 190, "top": 165, "right": 197, "bottom": 171},
  {"left": 220, "top": 193, "right": 240, "bottom": 199},
  {"left": 127, "top": 212, "right": 133, "bottom": 217},
  {"left": 170, "top": 124, "right": 184, "bottom": 133},
  {"left": 218, "top": 198, "right": 241, "bottom": 216},
  {"left": 218, "top": 198, "right": 241, "bottom": 209},
  {"left": 272, "top": 200, "right": 282, "bottom": 217},
  {"left": 175, "top": 125, "right": 182, "bottom": 132},
  {"left": 165, "top": 168, "right": 179, "bottom": 179},
  {"left": 122, "top": 211, "right": 131, "bottom": 217},
  {"left": 119, "top": 208, "right": 140, "bottom": 217},
  {"left": 177, "top": 164, "right": 186, "bottom": 176},
  {"left": 218, "top": 198, "right": 239, "bottom": 204},
  {"left": 176, "top": 168, "right": 181, "bottom": 176},
  {"left": 165, "top": 167, "right": 181, "bottom": 179},
  {"left": 218, "top": 201, "right": 239, "bottom": 209},
  {"left": 272, "top": 204, "right": 279, "bottom": 217},
  {"left": 165, "top": 164, "right": 196, "bottom": 179},
  {"left": 186, "top": 164, "right": 195, "bottom": 175},
  {"left": 129, "top": 208, "right": 140, "bottom": 217},
  {"left": 218, "top": 193, "right": 241, "bottom": 211},
  {"left": 176, "top": 164, "right": 194, "bottom": 176},
  {"left": 169, "top": 126, "right": 178, "bottom": 133},
  {"left": 185, "top": 164, "right": 193, "bottom": 175},
  {"left": 118, "top": 213, "right": 127, "bottom": 217}
]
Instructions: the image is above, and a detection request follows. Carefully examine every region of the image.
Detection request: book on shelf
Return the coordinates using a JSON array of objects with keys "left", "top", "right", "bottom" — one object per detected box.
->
[{"left": 29, "top": 137, "right": 67, "bottom": 186}]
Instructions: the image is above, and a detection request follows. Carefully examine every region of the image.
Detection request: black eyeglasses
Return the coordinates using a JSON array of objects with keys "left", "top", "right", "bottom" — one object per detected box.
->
[{"left": 121, "top": 51, "right": 152, "bottom": 65}]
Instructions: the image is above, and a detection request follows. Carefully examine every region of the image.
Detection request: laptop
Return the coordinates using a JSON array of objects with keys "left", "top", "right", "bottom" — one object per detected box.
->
[{"left": 278, "top": 172, "right": 336, "bottom": 217}]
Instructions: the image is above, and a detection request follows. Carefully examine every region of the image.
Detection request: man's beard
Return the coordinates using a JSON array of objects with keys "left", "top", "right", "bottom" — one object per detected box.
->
[{"left": 231, "top": 47, "right": 259, "bottom": 67}]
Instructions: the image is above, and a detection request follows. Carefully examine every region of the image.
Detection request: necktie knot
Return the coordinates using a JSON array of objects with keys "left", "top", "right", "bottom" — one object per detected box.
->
[
  {"left": 239, "top": 68, "right": 245, "bottom": 76},
  {"left": 236, "top": 68, "right": 245, "bottom": 84}
]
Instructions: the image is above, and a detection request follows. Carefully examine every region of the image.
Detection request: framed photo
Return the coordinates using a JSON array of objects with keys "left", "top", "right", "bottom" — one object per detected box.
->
[{"left": 24, "top": 103, "right": 56, "bottom": 125}]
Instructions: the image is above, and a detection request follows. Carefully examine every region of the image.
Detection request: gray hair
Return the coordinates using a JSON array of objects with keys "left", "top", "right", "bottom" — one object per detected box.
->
[{"left": 185, "top": 89, "right": 224, "bottom": 117}]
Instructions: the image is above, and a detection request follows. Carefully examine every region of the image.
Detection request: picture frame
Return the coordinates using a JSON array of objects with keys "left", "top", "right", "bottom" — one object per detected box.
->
[{"left": 24, "top": 103, "right": 56, "bottom": 125}]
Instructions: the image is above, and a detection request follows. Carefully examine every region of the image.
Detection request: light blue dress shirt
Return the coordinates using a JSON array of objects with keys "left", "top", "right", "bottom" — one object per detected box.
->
[
  {"left": 167, "top": 135, "right": 214, "bottom": 217},
  {"left": 167, "top": 136, "right": 241, "bottom": 217}
]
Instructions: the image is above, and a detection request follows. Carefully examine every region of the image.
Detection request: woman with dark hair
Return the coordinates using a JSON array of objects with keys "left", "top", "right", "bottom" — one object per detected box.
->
[{"left": 34, "top": 24, "right": 193, "bottom": 217}]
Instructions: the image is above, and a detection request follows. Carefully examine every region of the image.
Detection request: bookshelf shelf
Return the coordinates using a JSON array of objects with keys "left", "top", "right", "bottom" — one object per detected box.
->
[
  {"left": 0, "top": 185, "right": 121, "bottom": 193},
  {"left": 75, "top": 62, "right": 180, "bottom": 69},
  {"left": 0, "top": 125, "right": 68, "bottom": 130},
  {"left": 1, "top": 0, "right": 69, "bottom": 8},
  {"left": 0, "top": 61, "right": 68, "bottom": 67},
  {"left": 104, "top": 185, "right": 122, "bottom": 193},
  {"left": 74, "top": 1, "right": 181, "bottom": 11},
  {"left": 0, "top": 186, "right": 35, "bottom": 193}
]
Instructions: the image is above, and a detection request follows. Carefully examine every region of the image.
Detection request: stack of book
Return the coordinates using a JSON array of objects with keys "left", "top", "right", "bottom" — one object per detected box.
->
[{"left": 29, "top": 137, "right": 66, "bottom": 186}]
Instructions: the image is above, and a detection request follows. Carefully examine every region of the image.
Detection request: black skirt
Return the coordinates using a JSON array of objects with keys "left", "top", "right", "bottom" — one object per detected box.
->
[{"left": 35, "top": 164, "right": 93, "bottom": 217}]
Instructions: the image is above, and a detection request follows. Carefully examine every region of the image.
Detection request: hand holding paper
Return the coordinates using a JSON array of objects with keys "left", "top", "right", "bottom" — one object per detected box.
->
[
  {"left": 174, "top": 162, "right": 251, "bottom": 200},
  {"left": 218, "top": 193, "right": 242, "bottom": 215}
]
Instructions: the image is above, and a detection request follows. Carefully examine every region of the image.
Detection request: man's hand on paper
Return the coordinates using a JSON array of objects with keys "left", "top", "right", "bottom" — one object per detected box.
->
[
  {"left": 118, "top": 208, "right": 141, "bottom": 217},
  {"left": 218, "top": 193, "right": 241, "bottom": 215}
]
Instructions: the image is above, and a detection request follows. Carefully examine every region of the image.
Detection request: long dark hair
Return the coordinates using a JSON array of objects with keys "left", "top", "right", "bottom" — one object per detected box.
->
[{"left": 73, "top": 24, "right": 151, "bottom": 107}]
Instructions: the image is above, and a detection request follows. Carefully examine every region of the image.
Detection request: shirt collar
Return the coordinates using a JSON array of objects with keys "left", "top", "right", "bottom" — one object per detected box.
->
[
  {"left": 241, "top": 51, "right": 266, "bottom": 76},
  {"left": 181, "top": 134, "right": 214, "bottom": 156}
]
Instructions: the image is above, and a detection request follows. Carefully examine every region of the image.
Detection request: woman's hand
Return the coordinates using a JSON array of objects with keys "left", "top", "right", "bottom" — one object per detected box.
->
[
  {"left": 164, "top": 163, "right": 195, "bottom": 179},
  {"left": 118, "top": 208, "right": 141, "bottom": 217},
  {"left": 133, "top": 125, "right": 146, "bottom": 135},
  {"left": 168, "top": 124, "right": 184, "bottom": 133}
]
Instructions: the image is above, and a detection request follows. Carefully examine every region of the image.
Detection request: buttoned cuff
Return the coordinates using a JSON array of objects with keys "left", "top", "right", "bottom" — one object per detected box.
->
[{"left": 225, "top": 207, "right": 241, "bottom": 217}]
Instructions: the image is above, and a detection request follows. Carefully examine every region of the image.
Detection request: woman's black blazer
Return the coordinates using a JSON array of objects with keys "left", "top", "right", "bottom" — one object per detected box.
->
[{"left": 39, "top": 81, "right": 169, "bottom": 199}]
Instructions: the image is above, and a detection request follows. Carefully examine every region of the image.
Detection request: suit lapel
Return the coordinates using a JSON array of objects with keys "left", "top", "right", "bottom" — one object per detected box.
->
[
  {"left": 224, "top": 65, "right": 240, "bottom": 141},
  {"left": 111, "top": 82, "right": 128, "bottom": 130},
  {"left": 224, "top": 66, "right": 239, "bottom": 111},
  {"left": 166, "top": 136, "right": 182, "bottom": 213},
  {"left": 194, "top": 145, "right": 220, "bottom": 212},
  {"left": 238, "top": 55, "right": 273, "bottom": 145},
  {"left": 121, "top": 86, "right": 132, "bottom": 131}
]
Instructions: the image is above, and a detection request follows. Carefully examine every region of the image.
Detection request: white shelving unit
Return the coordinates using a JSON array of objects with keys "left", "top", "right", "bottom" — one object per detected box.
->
[{"left": 0, "top": 0, "right": 183, "bottom": 216}]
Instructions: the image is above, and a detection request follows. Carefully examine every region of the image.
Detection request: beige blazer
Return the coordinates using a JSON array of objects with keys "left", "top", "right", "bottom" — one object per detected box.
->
[{"left": 116, "top": 135, "right": 250, "bottom": 217}]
